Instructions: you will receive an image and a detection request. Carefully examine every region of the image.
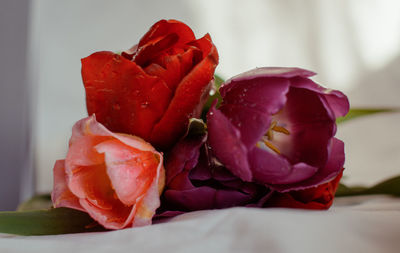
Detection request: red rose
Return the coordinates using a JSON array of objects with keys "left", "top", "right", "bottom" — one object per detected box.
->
[
  {"left": 81, "top": 19, "right": 219, "bottom": 150},
  {"left": 265, "top": 170, "right": 343, "bottom": 210}
]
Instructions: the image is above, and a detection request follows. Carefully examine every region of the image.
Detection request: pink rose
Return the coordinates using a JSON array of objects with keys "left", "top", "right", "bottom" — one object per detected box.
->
[{"left": 51, "top": 115, "right": 165, "bottom": 229}]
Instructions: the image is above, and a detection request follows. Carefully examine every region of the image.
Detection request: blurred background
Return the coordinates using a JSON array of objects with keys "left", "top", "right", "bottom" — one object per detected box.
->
[{"left": 1, "top": 0, "right": 399, "bottom": 210}]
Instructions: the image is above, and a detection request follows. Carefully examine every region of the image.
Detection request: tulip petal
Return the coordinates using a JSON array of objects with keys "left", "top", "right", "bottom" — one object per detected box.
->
[
  {"left": 164, "top": 186, "right": 253, "bottom": 211},
  {"left": 132, "top": 159, "right": 165, "bottom": 227},
  {"left": 150, "top": 34, "right": 218, "bottom": 149},
  {"left": 290, "top": 77, "right": 350, "bottom": 118},
  {"left": 66, "top": 163, "right": 115, "bottom": 210},
  {"left": 71, "top": 116, "right": 156, "bottom": 152},
  {"left": 138, "top": 20, "right": 195, "bottom": 50},
  {"left": 51, "top": 160, "right": 84, "bottom": 211},
  {"left": 222, "top": 67, "right": 315, "bottom": 85},
  {"left": 207, "top": 104, "right": 252, "bottom": 181},
  {"left": 82, "top": 52, "right": 172, "bottom": 140},
  {"left": 79, "top": 197, "right": 134, "bottom": 230},
  {"left": 218, "top": 103, "right": 271, "bottom": 150},
  {"left": 66, "top": 135, "right": 109, "bottom": 167},
  {"left": 220, "top": 75, "right": 290, "bottom": 115},
  {"left": 274, "top": 87, "right": 336, "bottom": 168},
  {"left": 94, "top": 139, "right": 160, "bottom": 206},
  {"left": 266, "top": 170, "right": 343, "bottom": 209},
  {"left": 248, "top": 147, "right": 317, "bottom": 185},
  {"left": 270, "top": 138, "right": 345, "bottom": 192},
  {"left": 164, "top": 187, "right": 216, "bottom": 211},
  {"left": 144, "top": 46, "right": 202, "bottom": 91},
  {"left": 165, "top": 133, "right": 206, "bottom": 184}
]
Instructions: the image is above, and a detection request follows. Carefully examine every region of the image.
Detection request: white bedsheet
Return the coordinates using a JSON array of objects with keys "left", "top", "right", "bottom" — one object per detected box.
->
[{"left": 1, "top": 195, "right": 400, "bottom": 253}]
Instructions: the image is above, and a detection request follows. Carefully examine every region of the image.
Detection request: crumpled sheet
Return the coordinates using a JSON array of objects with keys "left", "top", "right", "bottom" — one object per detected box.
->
[{"left": 1, "top": 195, "right": 400, "bottom": 253}]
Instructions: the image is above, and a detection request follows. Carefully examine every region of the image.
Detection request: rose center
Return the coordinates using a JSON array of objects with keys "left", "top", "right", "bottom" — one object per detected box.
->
[{"left": 257, "top": 120, "right": 290, "bottom": 154}]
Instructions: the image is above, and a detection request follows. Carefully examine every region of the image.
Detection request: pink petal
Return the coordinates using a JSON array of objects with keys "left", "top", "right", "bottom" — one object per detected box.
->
[
  {"left": 95, "top": 139, "right": 161, "bottom": 206},
  {"left": 51, "top": 160, "right": 84, "bottom": 211}
]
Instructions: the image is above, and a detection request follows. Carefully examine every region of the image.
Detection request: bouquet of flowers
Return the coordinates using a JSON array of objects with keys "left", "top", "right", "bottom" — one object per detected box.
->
[{"left": 1, "top": 19, "right": 399, "bottom": 235}]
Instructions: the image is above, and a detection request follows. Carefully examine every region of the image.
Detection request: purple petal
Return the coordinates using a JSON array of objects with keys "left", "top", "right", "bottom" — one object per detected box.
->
[
  {"left": 248, "top": 147, "right": 291, "bottom": 182},
  {"left": 248, "top": 147, "right": 316, "bottom": 184},
  {"left": 214, "top": 189, "right": 255, "bottom": 208},
  {"left": 220, "top": 74, "right": 290, "bottom": 115},
  {"left": 189, "top": 146, "right": 213, "bottom": 181},
  {"left": 218, "top": 104, "right": 271, "bottom": 149},
  {"left": 221, "top": 67, "right": 315, "bottom": 90},
  {"left": 276, "top": 87, "right": 336, "bottom": 168},
  {"left": 153, "top": 210, "right": 184, "bottom": 220},
  {"left": 164, "top": 186, "right": 257, "bottom": 211},
  {"left": 164, "top": 187, "right": 217, "bottom": 210},
  {"left": 246, "top": 190, "right": 274, "bottom": 207},
  {"left": 270, "top": 138, "right": 345, "bottom": 192},
  {"left": 290, "top": 77, "right": 350, "bottom": 118},
  {"left": 168, "top": 171, "right": 195, "bottom": 191},
  {"left": 207, "top": 104, "right": 252, "bottom": 181},
  {"left": 165, "top": 133, "right": 206, "bottom": 184},
  {"left": 212, "top": 165, "right": 239, "bottom": 181}
]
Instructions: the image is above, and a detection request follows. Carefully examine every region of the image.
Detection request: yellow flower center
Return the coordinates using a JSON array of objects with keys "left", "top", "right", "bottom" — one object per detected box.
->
[{"left": 257, "top": 120, "right": 290, "bottom": 154}]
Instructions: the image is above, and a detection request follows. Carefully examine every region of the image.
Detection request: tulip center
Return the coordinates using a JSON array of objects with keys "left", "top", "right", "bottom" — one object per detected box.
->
[{"left": 258, "top": 120, "right": 290, "bottom": 154}]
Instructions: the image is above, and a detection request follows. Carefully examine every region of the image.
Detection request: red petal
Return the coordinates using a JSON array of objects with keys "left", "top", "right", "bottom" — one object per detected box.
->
[
  {"left": 132, "top": 20, "right": 196, "bottom": 67},
  {"left": 82, "top": 52, "right": 172, "bottom": 140},
  {"left": 138, "top": 19, "right": 195, "bottom": 48},
  {"left": 144, "top": 46, "right": 201, "bottom": 91},
  {"left": 266, "top": 170, "right": 343, "bottom": 210},
  {"left": 149, "top": 35, "right": 219, "bottom": 149}
]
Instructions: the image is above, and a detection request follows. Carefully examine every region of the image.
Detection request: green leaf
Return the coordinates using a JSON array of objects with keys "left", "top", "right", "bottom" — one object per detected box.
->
[
  {"left": 17, "top": 194, "right": 52, "bottom": 211},
  {"left": 0, "top": 208, "right": 105, "bottom": 236},
  {"left": 336, "top": 107, "right": 399, "bottom": 124},
  {"left": 201, "top": 74, "right": 224, "bottom": 121},
  {"left": 336, "top": 175, "right": 400, "bottom": 197}
]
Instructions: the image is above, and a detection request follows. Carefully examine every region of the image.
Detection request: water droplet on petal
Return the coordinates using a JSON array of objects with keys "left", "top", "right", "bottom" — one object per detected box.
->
[{"left": 141, "top": 101, "right": 150, "bottom": 108}]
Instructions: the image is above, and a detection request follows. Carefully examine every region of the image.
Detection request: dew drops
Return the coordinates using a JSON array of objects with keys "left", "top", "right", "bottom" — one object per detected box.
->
[
  {"left": 209, "top": 88, "right": 216, "bottom": 96},
  {"left": 141, "top": 101, "right": 150, "bottom": 108}
]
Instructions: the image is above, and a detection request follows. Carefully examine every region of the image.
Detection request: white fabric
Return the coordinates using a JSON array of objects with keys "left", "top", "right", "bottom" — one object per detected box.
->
[{"left": 1, "top": 195, "right": 400, "bottom": 253}]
